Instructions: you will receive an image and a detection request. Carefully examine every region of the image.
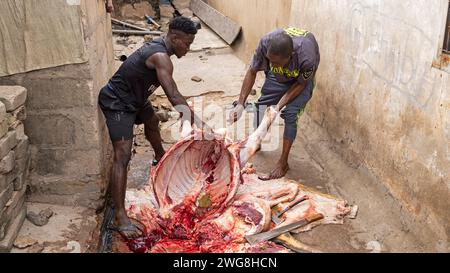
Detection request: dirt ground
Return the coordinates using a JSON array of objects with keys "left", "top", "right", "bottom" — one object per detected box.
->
[
  {"left": 115, "top": 23, "right": 433, "bottom": 253},
  {"left": 11, "top": 203, "right": 96, "bottom": 253},
  {"left": 11, "top": 21, "right": 435, "bottom": 253}
]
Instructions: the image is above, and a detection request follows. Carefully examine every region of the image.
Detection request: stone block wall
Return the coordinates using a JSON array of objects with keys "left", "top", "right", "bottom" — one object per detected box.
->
[
  {"left": 0, "top": 0, "right": 114, "bottom": 209},
  {"left": 0, "top": 86, "right": 30, "bottom": 252}
]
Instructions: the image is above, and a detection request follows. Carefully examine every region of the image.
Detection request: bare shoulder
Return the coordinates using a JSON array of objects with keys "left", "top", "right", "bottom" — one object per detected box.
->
[{"left": 146, "top": 52, "right": 173, "bottom": 70}]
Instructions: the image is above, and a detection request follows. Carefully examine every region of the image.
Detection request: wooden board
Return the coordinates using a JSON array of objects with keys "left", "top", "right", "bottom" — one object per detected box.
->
[{"left": 190, "top": 0, "right": 241, "bottom": 45}]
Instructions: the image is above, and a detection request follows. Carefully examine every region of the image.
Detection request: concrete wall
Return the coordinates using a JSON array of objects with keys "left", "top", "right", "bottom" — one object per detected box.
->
[
  {"left": 207, "top": 0, "right": 292, "bottom": 62},
  {"left": 211, "top": 0, "right": 450, "bottom": 249},
  {"left": 289, "top": 0, "right": 449, "bottom": 247},
  {"left": 0, "top": 0, "right": 114, "bottom": 209}
]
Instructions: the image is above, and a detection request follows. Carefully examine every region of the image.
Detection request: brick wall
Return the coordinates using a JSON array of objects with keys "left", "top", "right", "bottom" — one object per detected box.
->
[{"left": 0, "top": 86, "right": 30, "bottom": 252}]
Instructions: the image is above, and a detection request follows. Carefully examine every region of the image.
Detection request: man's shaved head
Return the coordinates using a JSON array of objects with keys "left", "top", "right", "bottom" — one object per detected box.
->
[{"left": 268, "top": 32, "right": 294, "bottom": 58}]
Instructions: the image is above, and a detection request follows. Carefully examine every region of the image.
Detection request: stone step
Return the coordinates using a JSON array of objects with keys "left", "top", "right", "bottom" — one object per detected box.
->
[
  {"left": 0, "top": 188, "right": 26, "bottom": 240},
  {"left": 0, "top": 102, "right": 6, "bottom": 123},
  {"left": 0, "top": 207, "right": 26, "bottom": 252},
  {"left": 0, "top": 131, "right": 17, "bottom": 159},
  {"left": 0, "top": 151, "right": 15, "bottom": 174},
  {"left": 0, "top": 86, "right": 27, "bottom": 112}
]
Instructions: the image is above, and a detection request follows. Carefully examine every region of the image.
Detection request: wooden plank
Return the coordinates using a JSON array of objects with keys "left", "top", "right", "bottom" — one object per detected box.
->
[
  {"left": 112, "top": 30, "right": 162, "bottom": 36},
  {"left": 190, "top": 0, "right": 241, "bottom": 45},
  {"left": 111, "top": 18, "right": 150, "bottom": 32}
]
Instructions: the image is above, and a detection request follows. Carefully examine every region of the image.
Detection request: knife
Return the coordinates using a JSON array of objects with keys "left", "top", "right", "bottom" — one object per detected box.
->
[{"left": 245, "top": 213, "right": 324, "bottom": 245}]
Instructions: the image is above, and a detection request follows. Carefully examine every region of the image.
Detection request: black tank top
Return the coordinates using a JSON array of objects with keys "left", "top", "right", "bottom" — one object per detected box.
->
[{"left": 100, "top": 38, "right": 168, "bottom": 112}]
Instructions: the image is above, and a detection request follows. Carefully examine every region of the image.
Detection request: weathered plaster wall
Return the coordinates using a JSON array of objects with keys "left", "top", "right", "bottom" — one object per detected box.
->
[
  {"left": 207, "top": 0, "right": 292, "bottom": 62},
  {"left": 0, "top": 0, "right": 114, "bottom": 209},
  {"left": 211, "top": 0, "right": 449, "bottom": 249},
  {"left": 289, "top": 0, "right": 449, "bottom": 247}
]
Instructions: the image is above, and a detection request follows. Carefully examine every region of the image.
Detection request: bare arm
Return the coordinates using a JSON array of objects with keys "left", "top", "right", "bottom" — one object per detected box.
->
[
  {"left": 237, "top": 68, "right": 258, "bottom": 106},
  {"left": 146, "top": 53, "right": 203, "bottom": 127},
  {"left": 229, "top": 68, "right": 258, "bottom": 123},
  {"left": 275, "top": 81, "right": 307, "bottom": 111}
]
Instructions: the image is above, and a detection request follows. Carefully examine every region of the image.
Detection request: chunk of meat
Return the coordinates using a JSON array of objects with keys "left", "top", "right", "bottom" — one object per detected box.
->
[
  {"left": 152, "top": 138, "right": 242, "bottom": 221},
  {"left": 198, "top": 195, "right": 272, "bottom": 242},
  {"left": 240, "top": 175, "right": 353, "bottom": 232},
  {"left": 119, "top": 107, "right": 355, "bottom": 253},
  {"left": 238, "top": 106, "right": 279, "bottom": 166},
  {"left": 237, "top": 174, "right": 299, "bottom": 206},
  {"left": 152, "top": 107, "right": 279, "bottom": 222}
]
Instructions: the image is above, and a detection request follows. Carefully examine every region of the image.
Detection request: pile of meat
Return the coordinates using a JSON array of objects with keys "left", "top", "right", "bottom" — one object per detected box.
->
[{"left": 121, "top": 107, "right": 356, "bottom": 253}]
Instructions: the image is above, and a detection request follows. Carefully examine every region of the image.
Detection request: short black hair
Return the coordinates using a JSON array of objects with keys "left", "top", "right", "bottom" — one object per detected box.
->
[
  {"left": 268, "top": 32, "right": 293, "bottom": 58},
  {"left": 169, "top": 16, "right": 198, "bottom": 35}
]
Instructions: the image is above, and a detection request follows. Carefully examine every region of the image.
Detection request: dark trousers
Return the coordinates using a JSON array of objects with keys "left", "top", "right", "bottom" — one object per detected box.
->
[{"left": 255, "top": 72, "right": 315, "bottom": 140}]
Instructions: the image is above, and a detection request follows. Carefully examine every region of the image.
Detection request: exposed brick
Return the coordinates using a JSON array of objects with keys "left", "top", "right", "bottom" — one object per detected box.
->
[
  {"left": 0, "top": 151, "right": 15, "bottom": 174},
  {"left": 5, "top": 170, "right": 17, "bottom": 186},
  {"left": 13, "top": 136, "right": 28, "bottom": 160},
  {"left": 6, "top": 106, "right": 26, "bottom": 131},
  {"left": 0, "top": 175, "right": 6, "bottom": 193},
  {"left": 0, "top": 102, "right": 6, "bottom": 123},
  {"left": 11, "top": 106, "right": 26, "bottom": 121},
  {"left": 14, "top": 122, "right": 26, "bottom": 141},
  {"left": 13, "top": 170, "right": 28, "bottom": 192},
  {"left": 0, "top": 120, "right": 7, "bottom": 140},
  {"left": 0, "top": 184, "right": 14, "bottom": 213},
  {"left": 0, "top": 131, "right": 18, "bottom": 159},
  {"left": 0, "top": 187, "right": 25, "bottom": 222},
  {"left": 15, "top": 156, "right": 28, "bottom": 174},
  {"left": 14, "top": 156, "right": 30, "bottom": 191},
  {"left": 5, "top": 113, "right": 19, "bottom": 131},
  {"left": 0, "top": 86, "right": 27, "bottom": 112},
  {"left": 0, "top": 207, "right": 26, "bottom": 252},
  {"left": 0, "top": 204, "right": 25, "bottom": 242}
]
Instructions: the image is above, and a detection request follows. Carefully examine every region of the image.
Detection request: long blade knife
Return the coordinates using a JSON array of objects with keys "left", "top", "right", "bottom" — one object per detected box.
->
[{"left": 245, "top": 213, "right": 324, "bottom": 245}]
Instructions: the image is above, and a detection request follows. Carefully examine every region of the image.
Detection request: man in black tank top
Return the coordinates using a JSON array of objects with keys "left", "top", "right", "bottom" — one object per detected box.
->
[{"left": 98, "top": 16, "right": 205, "bottom": 240}]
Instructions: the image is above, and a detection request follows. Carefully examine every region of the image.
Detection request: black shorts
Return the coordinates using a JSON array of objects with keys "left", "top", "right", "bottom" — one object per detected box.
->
[{"left": 100, "top": 103, "right": 155, "bottom": 143}]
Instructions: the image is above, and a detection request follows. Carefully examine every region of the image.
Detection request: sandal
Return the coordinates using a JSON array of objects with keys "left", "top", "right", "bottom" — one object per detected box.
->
[{"left": 152, "top": 159, "right": 159, "bottom": 166}]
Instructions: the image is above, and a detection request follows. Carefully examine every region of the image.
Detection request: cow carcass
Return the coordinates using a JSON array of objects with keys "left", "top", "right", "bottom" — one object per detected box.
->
[{"left": 120, "top": 107, "right": 356, "bottom": 253}]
